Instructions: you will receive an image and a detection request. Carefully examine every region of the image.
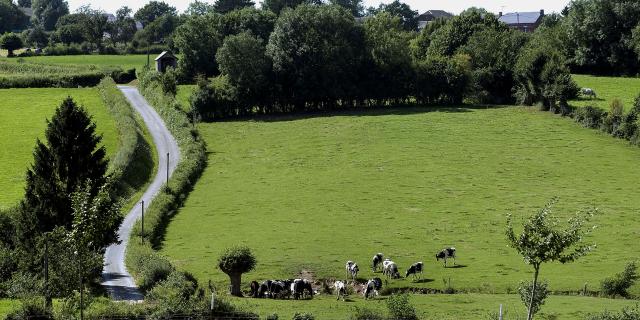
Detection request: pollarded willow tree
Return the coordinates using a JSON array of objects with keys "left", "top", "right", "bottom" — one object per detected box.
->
[
  {"left": 506, "top": 198, "right": 597, "bottom": 320},
  {"left": 218, "top": 246, "right": 256, "bottom": 297}
]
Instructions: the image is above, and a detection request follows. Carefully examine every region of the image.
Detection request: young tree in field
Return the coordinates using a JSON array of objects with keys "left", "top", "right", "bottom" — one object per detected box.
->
[
  {"left": 506, "top": 198, "right": 596, "bottom": 320},
  {"left": 0, "top": 33, "right": 24, "bottom": 57},
  {"left": 32, "top": 0, "right": 70, "bottom": 31},
  {"left": 213, "top": 0, "right": 255, "bottom": 14},
  {"left": 15, "top": 97, "right": 108, "bottom": 254},
  {"left": 218, "top": 246, "right": 256, "bottom": 296}
]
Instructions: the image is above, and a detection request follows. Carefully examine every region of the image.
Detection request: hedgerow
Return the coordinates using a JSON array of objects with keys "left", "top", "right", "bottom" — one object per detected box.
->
[
  {"left": 97, "top": 77, "right": 155, "bottom": 201},
  {"left": 0, "top": 61, "right": 136, "bottom": 88},
  {"left": 126, "top": 68, "right": 207, "bottom": 294}
]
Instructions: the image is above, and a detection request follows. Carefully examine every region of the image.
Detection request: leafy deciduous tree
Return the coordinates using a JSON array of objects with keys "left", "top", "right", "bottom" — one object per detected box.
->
[
  {"left": 134, "top": 1, "right": 177, "bottom": 27},
  {"left": 506, "top": 198, "right": 596, "bottom": 320},
  {"left": 0, "top": 33, "right": 24, "bottom": 57},
  {"left": 218, "top": 246, "right": 256, "bottom": 296},
  {"left": 32, "top": 0, "right": 69, "bottom": 31},
  {"left": 213, "top": 0, "right": 255, "bottom": 14}
]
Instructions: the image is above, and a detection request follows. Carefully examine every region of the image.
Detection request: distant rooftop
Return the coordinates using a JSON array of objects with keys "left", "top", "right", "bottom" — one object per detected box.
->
[
  {"left": 498, "top": 10, "right": 544, "bottom": 25},
  {"left": 417, "top": 10, "right": 453, "bottom": 22}
]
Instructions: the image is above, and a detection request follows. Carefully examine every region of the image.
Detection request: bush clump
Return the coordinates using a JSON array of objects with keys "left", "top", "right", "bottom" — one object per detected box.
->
[
  {"left": 586, "top": 305, "right": 640, "bottom": 320},
  {"left": 574, "top": 106, "right": 606, "bottom": 129},
  {"left": 386, "top": 293, "right": 418, "bottom": 320},
  {"left": 601, "top": 262, "right": 638, "bottom": 298},
  {"left": 292, "top": 312, "right": 315, "bottom": 320}
]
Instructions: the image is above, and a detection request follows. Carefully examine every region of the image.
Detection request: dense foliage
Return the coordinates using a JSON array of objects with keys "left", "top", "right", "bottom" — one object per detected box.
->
[{"left": 601, "top": 262, "right": 638, "bottom": 298}]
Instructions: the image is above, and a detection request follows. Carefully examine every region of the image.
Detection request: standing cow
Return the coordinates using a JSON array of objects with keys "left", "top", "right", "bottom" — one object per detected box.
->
[
  {"left": 291, "top": 279, "right": 314, "bottom": 300},
  {"left": 436, "top": 247, "right": 456, "bottom": 267},
  {"left": 405, "top": 262, "right": 424, "bottom": 280},
  {"left": 345, "top": 261, "right": 359, "bottom": 280},
  {"left": 383, "top": 260, "right": 400, "bottom": 279},
  {"left": 334, "top": 280, "right": 348, "bottom": 301},
  {"left": 372, "top": 253, "right": 384, "bottom": 272},
  {"left": 581, "top": 88, "right": 597, "bottom": 99},
  {"left": 363, "top": 278, "right": 383, "bottom": 299}
]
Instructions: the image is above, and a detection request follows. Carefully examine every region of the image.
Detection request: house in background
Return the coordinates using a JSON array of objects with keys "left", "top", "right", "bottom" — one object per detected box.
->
[
  {"left": 498, "top": 10, "right": 545, "bottom": 33},
  {"left": 417, "top": 10, "right": 453, "bottom": 30}
]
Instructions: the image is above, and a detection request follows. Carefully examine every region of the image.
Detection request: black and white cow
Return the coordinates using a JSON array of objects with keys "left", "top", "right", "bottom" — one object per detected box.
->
[
  {"left": 334, "top": 280, "right": 348, "bottom": 301},
  {"left": 291, "top": 279, "right": 314, "bottom": 300},
  {"left": 405, "top": 262, "right": 424, "bottom": 280},
  {"left": 257, "top": 280, "right": 273, "bottom": 298},
  {"left": 383, "top": 260, "right": 400, "bottom": 279},
  {"left": 372, "top": 253, "right": 384, "bottom": 272},
  {"left": 345, "top": 261, "right": 359, "bottom": 280},
  {"left": 363, "top": 278, "right": 383, "bottom": 299},
  {"left": 436, "top": 247, "right": 456, "bottom": 267}
]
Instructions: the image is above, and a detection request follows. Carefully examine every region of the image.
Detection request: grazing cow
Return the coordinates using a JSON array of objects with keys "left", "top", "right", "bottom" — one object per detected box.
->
[
  {"left": 581, "top": 88, "right": 597, "bottom": 99},
  {"left": 383, "top": 261, "right": 400, "bottom": 279},
  {"left": 257, "top": 280, "right": 273, "bottom": 298},
  {"left": 269, "top": 281, "right": 287, "bottom": 299},
  {"left": 436, "top": 247, "right": 456, "bottom": 267},
  {"left": 250, "top": 281, "right": 260, "bottom": 298},
  {"left": 334, "top": 280, "right": 348, "bottom": 301},
  {"left": 372, "top": 253, "right": 384, "bottom": 272},
  {"left": 346, "top": 261, "right": 359, "bottom": 280},
  {"left": 363, "top": 278, "right": 383, "bottom": 299},
  {"left": 292, "top": 279, "right": 314, "bottom": 300},
  {"left": 405, "top": 262, "right": 424, "bottom": 280}
]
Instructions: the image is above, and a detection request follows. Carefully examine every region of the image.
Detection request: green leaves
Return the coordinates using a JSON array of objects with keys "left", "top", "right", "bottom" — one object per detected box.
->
[{"left": 217, "top": 246, "right": 256, "bottom": 274}]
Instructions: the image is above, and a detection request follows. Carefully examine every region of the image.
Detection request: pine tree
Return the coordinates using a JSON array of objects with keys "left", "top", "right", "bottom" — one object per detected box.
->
[{"left": 16, "top": 97, "right": 109, "bottom": 248}]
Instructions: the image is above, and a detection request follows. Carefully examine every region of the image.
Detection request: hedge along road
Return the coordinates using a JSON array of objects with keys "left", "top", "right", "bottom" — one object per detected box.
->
[{"left": 101, "top": 86, "right": 180, "bottom": 301}]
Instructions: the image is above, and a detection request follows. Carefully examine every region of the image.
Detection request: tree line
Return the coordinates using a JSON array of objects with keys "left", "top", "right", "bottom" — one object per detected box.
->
[{"left": 173, "top": 3, "right": 578, "bottom": 120}]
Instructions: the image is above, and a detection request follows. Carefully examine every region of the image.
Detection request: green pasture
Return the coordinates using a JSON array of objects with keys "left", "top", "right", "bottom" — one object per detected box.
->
[
  {"left": 177, "top": 85, "right": 196, "bottom": 111},
  {"left": 230, "top": 293, "right": 638, "bottom": 319},
  {"left": 161, "top": 106, "right": 640, "bottom": 302},
  {"left": 0, "top": 88, "right": 118, "bottom": 209},
  {"left": 570, "top": 74, "right": 640, "bottom": 110},
  {"left": 0, "top": 299, "right": 18, "bottom": 318},
  {"left": 0, "top": 54, "right": 149, "bottom": 71}
]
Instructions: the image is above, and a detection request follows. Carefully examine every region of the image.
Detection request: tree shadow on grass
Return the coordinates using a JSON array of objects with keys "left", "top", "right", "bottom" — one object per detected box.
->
[
  {"left": 209, "top": 105, "right": 510, "bottom": 124},
  {"left": 408, "top": 278, "right": 435, "bottom": 284},
  {"left": 446, "top": 264, "right": 468, "bottom": 269}
]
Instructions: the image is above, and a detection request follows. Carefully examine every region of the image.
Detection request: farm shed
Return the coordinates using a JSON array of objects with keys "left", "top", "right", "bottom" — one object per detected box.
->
[{"left": 155, "top": 51, "right": 178, "bottom": 73}]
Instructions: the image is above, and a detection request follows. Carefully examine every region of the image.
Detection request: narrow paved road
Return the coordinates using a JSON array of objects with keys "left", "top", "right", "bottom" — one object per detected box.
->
[{"left": 101, "top": 86, "right": 180, "bottom": 301}]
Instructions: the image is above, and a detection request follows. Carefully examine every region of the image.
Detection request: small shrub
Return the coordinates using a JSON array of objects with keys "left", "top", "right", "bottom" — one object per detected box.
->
[
  {"left": 160, "top": 67, "right": 178, "bottom": 96},
  {"left": 137, "top": 253, "right": 175, "bottom": 292},
  {"left": 5, "top": 297, "right": 51, "bottom": 320},
  {"left": 386, "top": 293, "right": 418, "bottom": 320},
  {"left": 601, "top": 262, "right": 638, "bottom": 298},
  {"left": 349, "top": 307, "right": 385, "bottom": 320},
  {"left": 586, "top": 305, "right": 640, "bottom": 320},
  {"left": 518, "top": 280, "right": 549, "bottom": 318},
  {"left": 292, "top": 312, "right": 315, "bottom": 320},
  {"left": 266, "top": 314, "right": 279, "bottom": 320},
  {"left": 603, "top": 99, "right": 625, "bottom": 134},
  {"left": 575, "top": 106, "right": 606, "bottom": 129}
]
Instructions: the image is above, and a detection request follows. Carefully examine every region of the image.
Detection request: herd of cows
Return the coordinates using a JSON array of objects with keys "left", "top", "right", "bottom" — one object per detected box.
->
[{"left": 248, "top": 248, "right": 457, "bottom": 301}]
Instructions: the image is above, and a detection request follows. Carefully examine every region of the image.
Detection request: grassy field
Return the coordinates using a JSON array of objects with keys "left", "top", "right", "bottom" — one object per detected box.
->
[
  {"left": 0, "top": 299, "right": 19, "bottom": 318},
  {"left": 230, "top": 293, "right": 638, "bottom": 319},
  {"left": 161, "top": 106, "right": 640, "bottom": 307},
  {"left": 0, "top": 88, "right": 118, "bottom": 209},
  {"left": 571, "top": 74, "right": 640, "bottom": 110},
  {"left": 0, "top": 54, "right": 149, "bottom": 71},
  {"left": 177, "top": 85, "right": 196, "bottom": 111}
]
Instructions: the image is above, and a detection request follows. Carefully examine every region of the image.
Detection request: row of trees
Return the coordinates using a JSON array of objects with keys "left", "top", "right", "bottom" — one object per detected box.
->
[{"left": 174, "top": 4, "right": 577, "bottom": 120}]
